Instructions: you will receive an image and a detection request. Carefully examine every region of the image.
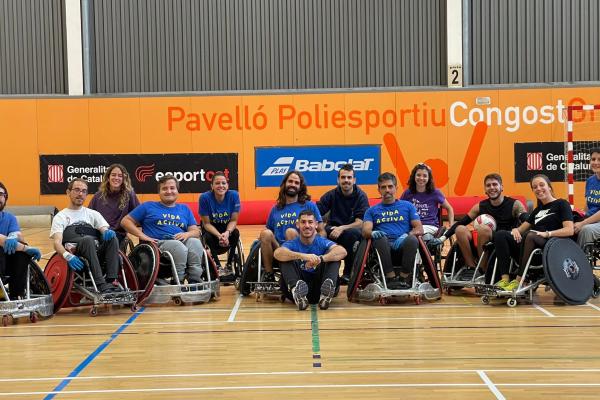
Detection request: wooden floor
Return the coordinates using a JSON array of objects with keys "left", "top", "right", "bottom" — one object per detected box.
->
[{"left": 2, "top": 226, "right": 600, "bottom": 399}]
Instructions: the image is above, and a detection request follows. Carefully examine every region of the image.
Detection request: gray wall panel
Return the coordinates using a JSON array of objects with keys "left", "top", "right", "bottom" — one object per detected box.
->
[
  {"left": 471, "top": 0, "right": 600, "bottom": 85},
  {"left": 91, "top": 0, "right": 447, "bottom": 93},
  {"left": 0, "top": 0, "right": 66, "bottom": 94}
]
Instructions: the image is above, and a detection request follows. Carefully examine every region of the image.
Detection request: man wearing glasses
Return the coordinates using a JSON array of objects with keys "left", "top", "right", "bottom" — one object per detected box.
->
[{"left": 50, "top": 178, "right": 122, "bottom": 294}]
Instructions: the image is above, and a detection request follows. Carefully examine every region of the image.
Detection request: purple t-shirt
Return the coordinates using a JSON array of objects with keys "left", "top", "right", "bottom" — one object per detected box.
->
[
  {"left": 400, "top": 189, "right": 445, "bottom": 227},
  {"left": 89, "top": 190, "right": 140, "bottom": 233}
]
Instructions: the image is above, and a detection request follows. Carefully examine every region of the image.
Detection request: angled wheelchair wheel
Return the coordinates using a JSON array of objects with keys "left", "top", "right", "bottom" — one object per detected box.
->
[
  {"left": 128, "top": 242, "right": 160, "bottom": 304},
  {"left": 43, "top": 254, "right": 74, "bottom": 313},
  {"left": 348, "top": 239, "right": 371, "bottom": 301},
  {"left": 239, "top": 241, "right": 260, "bottom": 296},
  {"left": 119, "top": 251, "right": 140, "bottom": 293},
  {"left": 543, "top": 238, "right": 593, "bottom": 305},
  {"left": 418, "top": 236, "right": 441, "bottom": 291}
]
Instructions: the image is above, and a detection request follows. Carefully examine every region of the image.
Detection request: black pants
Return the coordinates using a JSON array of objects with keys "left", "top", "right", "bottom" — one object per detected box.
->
[
  {"left": 70, "top": 235, "right": 119, "bottom": 285},
  {"left": 493, "top": 230, "right": 547, "bottom": 278},
  {"left": 281, "top": 260, "right": 339, "bottom": 304},
  {"left": 203, "top": 228, "right": 240, "bottom": 266},
  {"left": 0, "top": 251, "right": 29, "bottom": 300},
  {"left": 325, "top": 226, "right": 362, "bottom": 276},
  {"left": 493, "top": 230, "right": 521, "bottom": 277},
  {"left": 372, "top": 235, "right": 419, "bottom": 275}
]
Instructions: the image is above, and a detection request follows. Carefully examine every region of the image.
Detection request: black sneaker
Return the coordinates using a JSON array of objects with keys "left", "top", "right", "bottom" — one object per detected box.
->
[
  {"left": 386, "top": 275, "right": 410, "bottom": 290},
  {"left": 339, "top": 274, "right": 350, "bottom": 286},
  {"left": 99, "top": 282, "right": 117, "bottom": 294},
  {"left": 110, "top": 279, "right": 124, "bottom": 292},
  {"left": 319, "top": 278, "right": 335, "bottom": 310},
  {"left": 262, "top": 271, "right": 276, "bottom": 282},
  {"left": 292, "top": 280, "right": 309, "bottom": 311}
]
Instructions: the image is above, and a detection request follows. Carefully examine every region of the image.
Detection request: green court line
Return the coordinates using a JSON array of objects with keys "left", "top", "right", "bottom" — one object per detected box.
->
[{"left": 311, "top": 305, "right": 322, "bottom": 367}]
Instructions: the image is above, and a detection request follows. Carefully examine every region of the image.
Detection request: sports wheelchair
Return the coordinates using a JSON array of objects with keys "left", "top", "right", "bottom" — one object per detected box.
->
[
  {"left": 128, "top": 241, "right": 219, "bottom": 305},
  {"left": 442, "top": 240, "right": 495, "bottom": 295},
  {"left": 206, "top": 239, "right": 244, "bottom": 288},
  {"left": 239, "top": 240, "right": 283, "bottom": 300},
  {"left": 347, "top": 236, "right": 442, "bottom": 304},
  {"left": 45, "top": 250, "right": 138, "bottom": 317},
  {"left": 580, "top": 237, "right": 600, "bottom": 298},
  {"left": 479, "top": 238, "right": 595, "bottom": 307},
  {"left": 0, "top": 253, "right": 53, "bottom": 325}
]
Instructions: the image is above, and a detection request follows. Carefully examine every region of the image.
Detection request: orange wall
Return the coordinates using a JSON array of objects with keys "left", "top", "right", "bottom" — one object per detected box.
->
[{"left": 0, "top": 87, "right": 599, "bottom": 210}]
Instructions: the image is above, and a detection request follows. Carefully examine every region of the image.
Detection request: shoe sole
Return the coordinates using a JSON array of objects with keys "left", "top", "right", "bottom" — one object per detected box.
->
[
  {"left": 293, "top": 281, "right": 309, "bottom": 311},
  {"left": 319, "top": 279, "right": 335, "bottom": 310}
]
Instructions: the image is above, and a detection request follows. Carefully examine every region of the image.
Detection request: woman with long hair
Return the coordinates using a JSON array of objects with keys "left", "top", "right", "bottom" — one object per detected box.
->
[
  {"left": 89, "top": 164, "right": 140, "bottom": 245},
  {"left": 199, "top": 171, "right": 241, "bottom": 279},
  {"left": 493, "top": 174, "right": 573, "bottom": 291},
  {"left": 400, "top": 163, "right": 454, "bottom": 235}
]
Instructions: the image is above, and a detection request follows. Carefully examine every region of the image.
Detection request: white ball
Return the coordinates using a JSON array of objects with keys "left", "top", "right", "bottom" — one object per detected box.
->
[{"left": 473, "top": 213, "right": 497, "bottom": 231}]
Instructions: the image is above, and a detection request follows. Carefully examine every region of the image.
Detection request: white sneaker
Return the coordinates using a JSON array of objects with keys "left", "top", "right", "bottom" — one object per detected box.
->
[
  {"left": 319, "top": 278, "right": 335, "bottom": 310},
  {"left": 292, "top": 280, "right": 309, "bottom": 311}
]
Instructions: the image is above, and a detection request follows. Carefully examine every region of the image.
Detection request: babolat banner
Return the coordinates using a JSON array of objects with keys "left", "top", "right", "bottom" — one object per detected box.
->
[
  {"left": 40, "top": 153, "right": 238, "bottom": 194},
  {"left": 514, "top": 142, "right": 595, "bottom": 182},
  {"left": 255, "top": 145, "right": 380, "bottom": 187}
]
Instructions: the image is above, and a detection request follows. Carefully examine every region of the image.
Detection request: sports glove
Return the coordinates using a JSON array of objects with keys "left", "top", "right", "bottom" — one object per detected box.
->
[
  {"left": 391, "top": 234, "right": 408, "bottom": 251},
  {"left": 103, "top": 229, "right": 116, "bottom": 242},
  {"left": 3, "top": 237, "right": 18, "bottom": 254},
  {"left": 65, "top": 254, "right": 84, "bottom": 271},
  {"left": 24, "top": 246, "right": 41, "bottom": 261},
  {"left": 371, "top": 230, "right": 386, "bottom": 239}
]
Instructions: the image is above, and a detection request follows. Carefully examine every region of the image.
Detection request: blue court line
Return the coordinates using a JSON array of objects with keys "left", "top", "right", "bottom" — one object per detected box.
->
[{"left": 43, "top": 307, "right": 145, "bottom": 400}]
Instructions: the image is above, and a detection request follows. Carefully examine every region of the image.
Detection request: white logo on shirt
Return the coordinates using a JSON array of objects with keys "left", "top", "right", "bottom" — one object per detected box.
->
[{"left": 534, "top": 210, "right": 554, "bottom": 225}]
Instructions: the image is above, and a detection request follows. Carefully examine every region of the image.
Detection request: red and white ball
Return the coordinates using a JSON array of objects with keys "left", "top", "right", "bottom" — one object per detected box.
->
[{"left": 473, "top": 214, "right": 497, "bottom": 231}]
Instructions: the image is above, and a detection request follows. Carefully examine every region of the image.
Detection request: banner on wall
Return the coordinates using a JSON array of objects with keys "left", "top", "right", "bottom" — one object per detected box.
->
[
  {"left": 514, "top": 142, "right": 594, "bottom": 182},
  {"left": 254, "top": 145, "right": 380, "bottom": 187},
  {"left": 40, "top": 153, "right": 238, "bottom": 194}
]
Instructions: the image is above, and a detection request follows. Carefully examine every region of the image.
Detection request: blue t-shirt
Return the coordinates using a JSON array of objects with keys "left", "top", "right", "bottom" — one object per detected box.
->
[
  {"left": 585, "top": 175, "right": 600, "bottom": 217},
  {"left": 282, "top": 235, "right": 335, "bottom": 274},
  {"left": 127, "top": 202, "right": 198, "bottom": 240},
  {"left": 364, "top": 200, "right": 420, "bottom": 241},
  {"left": 199, "top": 190, "right": 241, "bottom": 228},
  {"left": 0, "top": 211, "right": 20, "bottom": 236},
  {"left": 266, "top": 201, "right": 322, "bottom": 243}
]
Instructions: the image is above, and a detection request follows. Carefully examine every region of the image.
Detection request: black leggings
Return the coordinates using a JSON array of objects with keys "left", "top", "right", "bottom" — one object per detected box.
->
[
  {"left": 493, "top": 230, "right": 547, "bottom": 278},
  {"left": 203, "top": 228, "right": 240, "bottom": 265}
]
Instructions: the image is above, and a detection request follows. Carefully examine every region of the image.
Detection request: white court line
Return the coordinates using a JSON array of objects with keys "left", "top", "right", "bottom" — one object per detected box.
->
[
  {"left": 6, "top": 382, "right": 600, "bottom": 396},
  {"left": 6, "top": 313, "right": 600, "bottom": 331},
  {"left": 0, "top": 383, "right": 491, "bottom": 396},
  {"left": 3, "top": 368, "right": 600, "bottom": 383},
  {"left": 533, "top": 304, "right": 555, "bottom": 317},
  {"left": 477, "top": 370, "right": 506, "bottom": 400},
  {"left": 587, "top": 302, "right": 600, "bottom": 312},
  {"left": 227, "top": 294, "right": 243, "bottom": 322}
]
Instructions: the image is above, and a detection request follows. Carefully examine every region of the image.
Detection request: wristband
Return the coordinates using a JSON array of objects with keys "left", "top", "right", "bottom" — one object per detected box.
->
[
  {"left": 63, "top": 251, "right": 71, "bottom": 260},
  {"left": 547, "top": 231, "right": 551, "bottom": 238},
  {"left": 319, "top": 255, "right": 324, "bottom": 264}
]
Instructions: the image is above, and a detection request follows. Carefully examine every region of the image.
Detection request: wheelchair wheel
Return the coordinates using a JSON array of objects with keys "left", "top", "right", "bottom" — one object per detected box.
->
[
  {"left": 347, "top": 239, "right": 371, "bottom": 301},
  {"left": 44, "top": 254, "right": 74, "bottom": 313},
  {"left": 593, "top": 275, "right": 600, "bottom": 299},
  {"left": 128, "top": 242, "right": 160, "bottom": 304},
  {"left": 118, "top": 252, "right": 140, "bottom": 294},
  {"left": 239, "top": 241, "right": 260, "bottom": 296}
]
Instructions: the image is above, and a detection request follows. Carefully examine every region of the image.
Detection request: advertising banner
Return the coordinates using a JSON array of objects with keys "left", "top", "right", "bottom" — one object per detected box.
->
[
  {"left": 255, "top": 145, "right": 380, "bottom": 187},
  {"left": 514, "top": 142, "right": 595, "bottom": 182},
  {"left": 40, "top": 153, "right": 238, "bottom": 194}
]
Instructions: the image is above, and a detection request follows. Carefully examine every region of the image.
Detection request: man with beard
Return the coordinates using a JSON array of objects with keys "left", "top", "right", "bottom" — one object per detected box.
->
[
  {"left": 274, "top": 210, "right": 346, "bottom": 310},
  {"left": 50, "top": 178, "right": 122, "bottom": 294},
  {"left": 363, "top": 172, "right": 424, "bottom": 289},
  {"left": 121, "top": 175, "right": 205, "bottom": 285},
  {"left": 0, "top": 182, "right": 42, "bottom": 300},
  {"left": 259, "top": 170, "right": 323, "bottom": 282},
  {"left": 317, "top": 164, "right": 369, "bottom": 284},
  {"left": 431, "top": 173, "right": 525, "bottom": 270}
]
